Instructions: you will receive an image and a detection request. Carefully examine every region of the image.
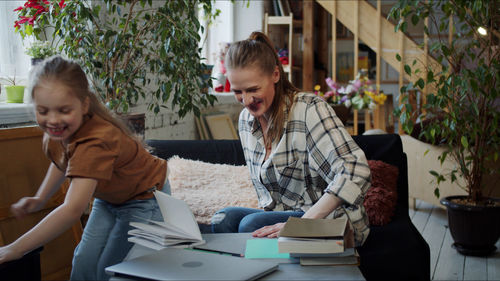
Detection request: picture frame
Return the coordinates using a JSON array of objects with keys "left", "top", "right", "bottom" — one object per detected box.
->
[{"left": 203, "top": 113, "right": 238, "bottom": 140}]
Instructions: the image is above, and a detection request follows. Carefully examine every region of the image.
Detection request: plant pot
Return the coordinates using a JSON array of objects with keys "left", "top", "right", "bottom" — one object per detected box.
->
[
  {"left": 118, "top": 113, "right": 146, "bottom": 140},
  {"left": 5, "top": 85, "right": 26, "bottom": 103},
  {"left": 31, "top": 58, "right": 44, "bottom": 66},
  {"left": 440, "top": 195, "right": 500, "bottom": 256}
]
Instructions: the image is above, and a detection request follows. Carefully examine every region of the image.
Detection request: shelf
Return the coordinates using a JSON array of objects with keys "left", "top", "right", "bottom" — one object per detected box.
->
[
  {"left": 283, "top": 65, "right": 301, "bottom": 73},
  {"left": 267, "top": 15, "right": 302, "bottom": 27}
]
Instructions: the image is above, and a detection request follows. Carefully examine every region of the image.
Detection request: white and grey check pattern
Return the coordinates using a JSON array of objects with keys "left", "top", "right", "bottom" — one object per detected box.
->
[{"left": 239, "top": 92, "right": 371, "bottom": 245}]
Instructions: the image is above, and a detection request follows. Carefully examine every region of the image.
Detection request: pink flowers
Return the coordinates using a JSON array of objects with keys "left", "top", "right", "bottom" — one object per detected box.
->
[{"left": 315, "top": 73, "right": 387, "bottom": 110}]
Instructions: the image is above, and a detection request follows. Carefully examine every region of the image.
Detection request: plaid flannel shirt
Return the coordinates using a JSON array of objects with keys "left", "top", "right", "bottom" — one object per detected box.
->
[{"left": 238, "top": 92, "right": 371, "bottom": 245}]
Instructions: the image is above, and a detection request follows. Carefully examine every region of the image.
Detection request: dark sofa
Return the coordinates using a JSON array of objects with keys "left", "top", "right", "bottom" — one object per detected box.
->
[{"left": 146, "top": 134, "right": 430, "bottom": 281}]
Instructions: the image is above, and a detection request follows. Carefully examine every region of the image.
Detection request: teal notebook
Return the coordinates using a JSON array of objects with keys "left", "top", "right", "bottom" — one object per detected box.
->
[{"left": 245, "top": 238, "right": 290, "bottom": 259}]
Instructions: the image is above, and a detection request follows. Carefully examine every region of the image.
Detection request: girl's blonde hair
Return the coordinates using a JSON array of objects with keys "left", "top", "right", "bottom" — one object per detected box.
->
[
  {"left": 29, "top": 55, "right": 135, "bottom": 139},
  {"left": 225, "top": 31, "right": 299, "bottom": 147}
]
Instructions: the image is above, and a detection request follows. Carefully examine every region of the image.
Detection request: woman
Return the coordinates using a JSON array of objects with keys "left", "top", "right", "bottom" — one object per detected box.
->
[{"left": 211, "top": 32, "right": 371, "bottom": 247}]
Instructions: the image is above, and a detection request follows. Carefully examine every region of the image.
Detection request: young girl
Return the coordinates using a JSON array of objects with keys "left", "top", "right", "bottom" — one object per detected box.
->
[
  {"left": 0, "top": 56, "right": 167, "bottom": 280},
  {"left": 211, "top": 32, "right": 372, "bottom": 247}
]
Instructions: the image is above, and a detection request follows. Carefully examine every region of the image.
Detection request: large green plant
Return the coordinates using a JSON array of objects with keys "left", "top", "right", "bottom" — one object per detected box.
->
[
  {"left": 51, "top": 0, "right": 217, "bottom": 117},
  {"left": 390, "top": 0, "right": 499, "bottom": 203}
]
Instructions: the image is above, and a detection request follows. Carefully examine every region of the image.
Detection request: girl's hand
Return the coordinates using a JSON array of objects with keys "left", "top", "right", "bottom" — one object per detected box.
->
[
  {"left": 0, "top": 245, "right": 23, "bottom": 265},
  {"left": 11, "top": 197, "right": 45, "bottom": 219},
  {"left": 252, "top": 222, "right": 285, "bottom": 238}
]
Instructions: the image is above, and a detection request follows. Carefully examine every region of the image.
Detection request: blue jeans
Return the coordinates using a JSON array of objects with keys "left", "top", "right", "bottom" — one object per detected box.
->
[
  {"left": 211, "top": 207, "right": 304, "bottom": 233},
  {"left": 70, "top": 191, "right": 164, "bottom": 280}
]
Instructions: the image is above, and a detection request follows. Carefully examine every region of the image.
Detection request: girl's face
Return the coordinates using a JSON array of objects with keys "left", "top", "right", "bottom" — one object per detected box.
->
[
  {"left": 228, "top": 65, "right": 279, "bottom": 119},
  {"left": 33, "top": 80, "right": 89, "bottom": 143}
]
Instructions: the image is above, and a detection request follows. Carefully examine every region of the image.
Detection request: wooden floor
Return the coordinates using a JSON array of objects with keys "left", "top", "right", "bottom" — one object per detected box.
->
[{"left": 409, "top": 200, "right": 500, "bottom": 281}]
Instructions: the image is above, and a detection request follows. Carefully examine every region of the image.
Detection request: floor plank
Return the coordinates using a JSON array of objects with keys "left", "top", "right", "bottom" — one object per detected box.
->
[
  {"left": 411, "top": 200, "right": 433, "bottom": 233},
  {"left": 420, "top": 206, "right": 447, "bottom": 279},
  {"left": 411, "top": 199, "right": 500, "bottom": 281},
  {"left": 487, "top": 241, "right": 500, "bottom": 280},
  {"left": 433, "top": 229, "right": 465, "bottom": 280},
  {"left": 464, "top": 256, "right": 488, "bottom": 280}
]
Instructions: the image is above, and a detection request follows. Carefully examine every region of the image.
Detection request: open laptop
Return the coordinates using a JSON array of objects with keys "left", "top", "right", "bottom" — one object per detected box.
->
[{"left": 105, "top": 247, "right": 279, "bottom": 281}]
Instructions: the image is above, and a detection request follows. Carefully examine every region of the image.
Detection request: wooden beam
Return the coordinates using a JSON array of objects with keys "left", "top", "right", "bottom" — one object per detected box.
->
[
  {"left": 353, "top": 0, "right": 359, "bottom": 78},
  {"left": 318, "top": 5, "right": 328, "bottom": 90},
  {"left": 264, "top": 13, "right": 269, "bottom": 34},
  {"left": 331, "top": 2, "right": 337, "bottom": 81},
  {"left": 398, "top": 18, "right": 405, "bottom": 135},
  {"left": 288, "top": 13, "right": 293, "bottom": 82},
  {"left": 302, "top": 1, "right": 314, "bottom": 91},
  {"left": 376, "top": 0, "right": 381, "bottom": 91}
]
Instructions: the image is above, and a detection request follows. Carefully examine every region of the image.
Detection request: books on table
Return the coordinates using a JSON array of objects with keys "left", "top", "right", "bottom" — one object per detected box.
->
[
  {"left": 128, "top": 191, "right": 205, "bottom": 250},
  {"left": 277, "top": 216, "right": 348, "bottom": 254},
  {"left": 277, "top": 216, "right": 359, "bottom": 266}
]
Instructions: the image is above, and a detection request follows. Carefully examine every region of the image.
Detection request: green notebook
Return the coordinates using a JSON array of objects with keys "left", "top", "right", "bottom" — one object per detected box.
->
[{"left": 245, "top": 238, "right": 290, "bottom": 259}]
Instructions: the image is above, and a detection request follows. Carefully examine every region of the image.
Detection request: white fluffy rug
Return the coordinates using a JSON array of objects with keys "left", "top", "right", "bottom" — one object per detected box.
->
[{"left": 167, "top": 156, "right": 259, "bottom": 224}]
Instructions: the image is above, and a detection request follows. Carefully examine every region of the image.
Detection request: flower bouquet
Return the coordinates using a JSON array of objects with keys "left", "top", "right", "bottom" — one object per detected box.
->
[
  {"left": 314, "top": 74, "right": 388, "bottom": 125},
  {"left": 315, "top": 73, "right": 387, "bottom": 111}
]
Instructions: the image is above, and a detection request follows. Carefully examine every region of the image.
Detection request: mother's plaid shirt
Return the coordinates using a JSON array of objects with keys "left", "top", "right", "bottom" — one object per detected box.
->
[{"left": 238, "top": 92, "right": 371, "bottom": 245}]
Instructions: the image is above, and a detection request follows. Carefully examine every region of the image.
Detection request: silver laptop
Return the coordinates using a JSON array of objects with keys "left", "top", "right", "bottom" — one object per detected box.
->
[
  {"left": 105, "top": 247, "right": 278, "bottom": 281},
  {"left": 194, "top": 233, "right": 252, "bottom": 256}
]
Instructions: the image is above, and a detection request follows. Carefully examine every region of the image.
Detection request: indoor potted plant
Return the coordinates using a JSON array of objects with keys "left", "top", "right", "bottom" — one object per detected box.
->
[
  {"left": 0, "top": 72, "right": 26, "bottom": 103},
  {"left": 14, "top": 0, "right": 62, "bottom": 65},
  {"left": 313, "top": 74, "right": 387, "bottom": 125},
  {"left": 390, "top": 0, "right": 499, "bottom": 256},
  {"left": 25, "top": 40, "right": 57, "bottom": 65},
  {"left": 49, "top": 0, "right": 217, "bottom": 118}
]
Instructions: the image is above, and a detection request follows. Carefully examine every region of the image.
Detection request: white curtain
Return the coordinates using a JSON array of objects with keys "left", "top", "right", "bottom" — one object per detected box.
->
[{"left": 0, "top": 1, "right": 32, "bottom": 81}]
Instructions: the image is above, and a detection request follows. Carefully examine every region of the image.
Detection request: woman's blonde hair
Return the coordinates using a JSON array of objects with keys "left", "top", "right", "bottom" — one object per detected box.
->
[
  {"left": 225, "top": 31, "right": 299, "bottom": 147},
  {"left": 29, "top": 55, "right": 135, "bottom": 139}
]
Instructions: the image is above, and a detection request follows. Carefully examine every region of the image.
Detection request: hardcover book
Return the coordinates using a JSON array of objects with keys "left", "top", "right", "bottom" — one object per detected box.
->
[{"left": 277, "top": 216, "right": 348, "bottom": 254}]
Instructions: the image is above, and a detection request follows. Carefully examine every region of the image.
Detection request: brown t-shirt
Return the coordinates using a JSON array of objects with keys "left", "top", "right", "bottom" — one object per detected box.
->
[{"left": 42, "top": 114, "right": 167, "bottom": 204}]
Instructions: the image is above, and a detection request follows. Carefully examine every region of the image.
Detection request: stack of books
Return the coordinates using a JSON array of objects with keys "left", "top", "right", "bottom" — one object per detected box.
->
[
  {"left": 277, "top": 217, "right": 359, "bottom": 266},
  {"left": 128, "top": 191, "right": 205, "bottom": 250}
]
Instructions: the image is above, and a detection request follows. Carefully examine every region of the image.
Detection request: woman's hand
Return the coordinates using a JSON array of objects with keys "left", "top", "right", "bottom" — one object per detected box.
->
[
  {"left": 0, "top": 245, "right": 23, "bottom": 265},
  {"left": 252, "top": 222, "right": 285, "bottom": 238},
  {"left": 11, "top": 197, "right": 45, "bottom": 219}
]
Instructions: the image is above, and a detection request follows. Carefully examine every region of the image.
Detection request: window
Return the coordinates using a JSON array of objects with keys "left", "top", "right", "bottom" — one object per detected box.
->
[{"left": 0, "top": 1, "right": 31, "bottom": 81}]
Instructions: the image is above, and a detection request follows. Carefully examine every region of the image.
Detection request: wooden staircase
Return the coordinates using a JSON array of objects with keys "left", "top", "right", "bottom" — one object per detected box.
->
[{"left": 317, "top": 0, "right": 441, "bottom": 133}]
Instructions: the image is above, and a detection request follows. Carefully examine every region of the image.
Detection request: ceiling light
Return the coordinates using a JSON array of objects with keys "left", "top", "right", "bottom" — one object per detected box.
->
[{"left": 477, "top": 27, "right": 487, "bottom": 36}]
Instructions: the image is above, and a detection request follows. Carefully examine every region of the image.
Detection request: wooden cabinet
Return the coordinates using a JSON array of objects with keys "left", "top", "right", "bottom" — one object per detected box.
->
[{"left": 0, "top": 127, "right": 82, "bottom": 280}]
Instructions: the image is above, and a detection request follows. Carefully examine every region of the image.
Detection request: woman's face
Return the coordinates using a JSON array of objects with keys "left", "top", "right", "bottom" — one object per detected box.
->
[
  {"left": 33, "top": 80, "right": 89, "bottom": 143},
  {"left": 227, "top": 65, "right": 279, "bottom": 119}
]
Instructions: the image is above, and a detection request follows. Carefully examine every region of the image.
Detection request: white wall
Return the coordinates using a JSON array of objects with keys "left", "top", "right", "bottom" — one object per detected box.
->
[{"left": 233, "top": 1, "right": 264, "bottom": 41}]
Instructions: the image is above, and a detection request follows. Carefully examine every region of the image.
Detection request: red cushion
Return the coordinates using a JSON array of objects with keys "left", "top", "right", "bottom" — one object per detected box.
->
[{"left": 363, "top": 160, "right": 399, "bottom": 226}]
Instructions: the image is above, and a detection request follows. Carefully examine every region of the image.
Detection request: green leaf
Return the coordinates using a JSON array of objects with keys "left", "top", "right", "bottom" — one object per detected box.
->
[
  {"left": 434, "top": 187, "right": 440, "bottom": 199},
  {"left": 404, "top": 64, "right": 412, "bottom": 76},
  {"left": 461, "top": 136, "right": 468, "bottom": 148},
  {"left": 396, "top": 54, "right": 402, "bottom": 62},
  {"left": 416, "top": 78, "right": 425, "bottom": 89},
  {"left": 411, "top": 14, "right": 419, "bottom": 26}
]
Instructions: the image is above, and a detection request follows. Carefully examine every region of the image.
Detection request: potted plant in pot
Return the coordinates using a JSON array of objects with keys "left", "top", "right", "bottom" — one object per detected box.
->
[
  {"left": 313, "top": 73, "right": 388, "bottom": 126},
  {"left": 14, "top": 0, "right": 62, "bottom": 65},
  {"left": 25, "top": 40, "right": 57, "bottom": 66},
  {"left": 390, "top": 0, "right": 500, "bottom": 256},
  {"left": 0, "top": 72, "right": 26, "bottom": 103},
  {"left": 50, "top": 0, "right": 216, "bottom": 119},
  {"left": 14, "top": 0, "right": 218, "bottom": 137}
]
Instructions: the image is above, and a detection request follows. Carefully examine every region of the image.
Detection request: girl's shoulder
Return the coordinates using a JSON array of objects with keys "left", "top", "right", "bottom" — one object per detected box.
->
[{"left": 70, "top": 114, "right": 122, "bottom": 147}]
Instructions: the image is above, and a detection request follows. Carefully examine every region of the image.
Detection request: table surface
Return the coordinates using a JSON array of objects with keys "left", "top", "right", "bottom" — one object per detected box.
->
[{"left": 111, "top": 233, "right": 365, "bottom": 281}]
